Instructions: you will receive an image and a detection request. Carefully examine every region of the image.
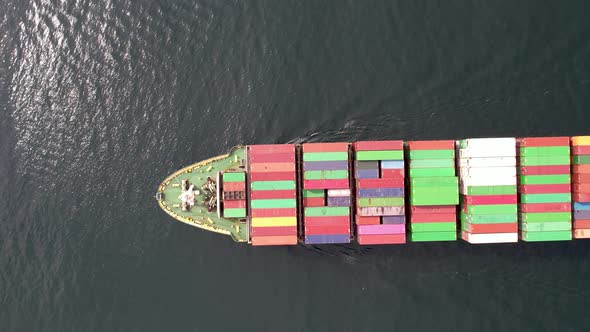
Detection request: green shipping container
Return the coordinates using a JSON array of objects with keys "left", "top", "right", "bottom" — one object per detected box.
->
[
  {"left": 410, "top": 231, "right": 457, "bottom": 242},
  {"left": 411, "top": 222, "right": 456, "bottom": 232},
  {"left": 520, "top": 193, "right": 571, "bottom": 204},
  {"left": 223, "top": 208, "right": 246, "bottom": 218},
  {"left": 409, "top": 149, "right": 455, "bottom": 160},
  {"left": 409, "top": 167, "right": 456, "bottom": 177},
  {"left": 304, "top": 206, "right": 350, "bottom": 217},
  {"left": 519, "top": 174, "right": 571, "bottom": 185},
  {"left": 410, "top": 177, "right": 458, "bottom": 187},
  {"left": 463, "top": 204, "right": 517, "bottom": 214},
  {"left": 460, "top": 213, "right": 518, "bottom": 224},
  {"left": 303, "top": 152, "right": 348, "bottom": 162},
  {"left": 521, "top": 231, "right": 572, "bottom": 242},
  {"left": 461, "top": 185, "right": 517, "bottom": 196},
  {"left": 223, "top": 172, "right": 245, "bottom": 182},
  {"left": 520, "top": 155, "right": 570, "bottom": 166},
  {"left": 519, "top": 146, "right": 570, "bottom": 157},
  {"left": 409, "top": 159, "right": 455, "bottom": 168},
  {"left": 251, "top": 180, "right": 296, "bottom": 190},
  {"left": 410, "top": 189, "right": 459, "bottom": 206},
  {"left": 357, "top": 197, "right": 404, "bottom": 207},
  {"left": 356, "top": 150, "right": 403, "bottom": 161},
  {"left": 573, "top": 155, "right": 590, "bottom": 165},
  {"left": 520, "top": 212, "right": 572, "bottom": 223},
  {"left": 304, "top": 170, "right": 349, "bottom": 180},
  {"left": 251, "top": 199, "right": 296, "bottom": 209},
  {"left": 303, "top": 189, "right": 325, "bottom": 198},
  {"left": 520, "top": 221, "right": 572, "bottom": 232}
]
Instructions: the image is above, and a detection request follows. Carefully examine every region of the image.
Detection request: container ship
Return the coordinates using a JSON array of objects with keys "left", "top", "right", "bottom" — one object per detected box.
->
[{"left": 155, "top": 136, "right": 590, "bottom": 246}]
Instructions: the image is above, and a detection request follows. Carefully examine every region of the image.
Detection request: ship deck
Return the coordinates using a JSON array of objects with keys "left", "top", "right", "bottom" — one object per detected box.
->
[{"left": 156, "top": 146, "right": 249, "bottom": 242}]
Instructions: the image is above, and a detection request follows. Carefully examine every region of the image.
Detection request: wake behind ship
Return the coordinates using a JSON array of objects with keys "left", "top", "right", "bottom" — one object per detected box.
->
[{"left": 155, "top": 136, "right": 590, "bottom": 246}]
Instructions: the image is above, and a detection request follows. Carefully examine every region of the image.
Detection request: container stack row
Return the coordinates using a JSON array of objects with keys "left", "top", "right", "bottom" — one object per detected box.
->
[
  {"left": 221, "top": 171, "right": 247, "bottom": 218},
  {"left": 353, "top": 141, "right": 406, "bottom": 245},
  {"left": 248, "top": 144, "right": 298, "bottom": 246},
  {"left": 407, "top": 140, "right": 459, "bottom": 242},
  {"left": 571, "top": 136, "right": 590, "bottom": 239},
  {"left": 458, "top": 138, "right": 518, "bottom": 244},
  {"left": 517, "top": 137, "right": 572, "bottom": 242},
  {"left": 302, "top": 143, "right": 351, "bottom": 244}
]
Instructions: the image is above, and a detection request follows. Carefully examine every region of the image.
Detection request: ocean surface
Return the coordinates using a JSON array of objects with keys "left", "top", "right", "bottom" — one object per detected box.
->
[{"left": 2, "top": 1, "right": 590, "bottom": 331}]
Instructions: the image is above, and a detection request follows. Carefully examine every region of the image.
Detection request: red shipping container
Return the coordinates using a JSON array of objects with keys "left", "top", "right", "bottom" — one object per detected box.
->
[
  {"left": 355, "top": 216, "right": 381, "bottom": 225},
  {"left": 223, "top": 200, "right": 246, "bottom": 209},
  {"left": 250, "top": 171, "right": 296, "bottom": 181},
  {"left": 463, "top": 195, "right": 517, "bottom": 205},
  {"left": 304, "top": 216, "right": 350, "bottom": 226},
  {"left": 303, "top": 197, "right": 325, "bottom": 207},
  {"left": 410, "top": 213, "right": 456, "bottom": 223},
  {"left": 251, "top": 235, "right": 297, "bottom": 246},
  {"left": 520, "top": 202, "right": 571, "bottom": 213},
  {"left": 305, "top": 224, "right": 350, "bottom": 235},
  {"left": 354, "top": 140, "right": 403, "bottom": 151},
  {"left": 407, "top": 140, "right": 455, "bottom": 150},
  {"left": 463, "top": 222, "right": 517, "bottom": 234},
  {"left": 517, "top": 137, "right": 569, "bottom": 147},
  {"left": 249, "top": 152, "right": 295, "bottom": 163},
  {"left": 573, "top": 165, "right": 590, "bottom": 174},
  {"left": 380, "top": 169, "right": 405, "bottom": 179},
  {"left": 574, "top": 183, "right": 590, "bottom": 193},
  {"left": 357, "top": 234, "right": 406, "bottom": 245},
  {"left": 574, "top": 220, "right": 590, "bottom": 229},
  {"left": 410, "top": 205, "right": 456, "bottom": 214},
  {"left": 304, "top": 179, "right": 349, "bottom": 189},
  {"left": 303, "top": 142, "right": 349, "bottom": 152},
  {"left": 573, "top": 173, "right": 590, "bottom": 183},
  {"left": 519, "top": 165, "right": 570, "bottom": 175},
  {"left": 223, "top": 182, "right": 245, "bottom": 191},
  {"left": 519, "top": 184, "right": 571, "bottom": 194},
  {"left": 574, "top": 193, "right": 590, "bottom": 201},
  {"left": 250, "top": 162, "right": 295, "bottom": 172},
  {"left": 572, "top": 146, "right": 590, "bottom": 155},
  {"left": 251, "top": 208, "right": 297, "bottom": 217},
  {"left": 250, "top": 190, "right": 296, "bottom": 199},
  {"left": 251, "top": 226, "right": 297, "bottom": 236},
  {"left": 249, "top": 144, "right": 294, "bottom": 154},
  {"left": 356, "top": 178, "right": 404, "bottom": 189},
  {"left": 574, "top": 229, "right": 590, "bottom": 239}
]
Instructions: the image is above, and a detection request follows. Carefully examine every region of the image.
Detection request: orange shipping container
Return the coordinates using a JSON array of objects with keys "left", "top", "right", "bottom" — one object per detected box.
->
[
  {"left": 250, "top": 162, "right": 295, "bottom": 172},
  {"left": 251, "top": 235, "right": 298, "bottom": 246}
]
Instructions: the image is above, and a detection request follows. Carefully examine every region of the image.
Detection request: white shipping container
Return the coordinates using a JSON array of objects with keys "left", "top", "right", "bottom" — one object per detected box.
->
[
  {"left": 462, "top": 232, "right": 518, "bottom": 244},
  {"left": 458, "top": 156, "right": 517, "bottom": 168},
  {"left": 459, "top": 147, "right": 516, "bottom": 158},
  {"left": 458, "top": 137, "right": 516, "bottom": 148},
  {"left": 460, "top": 176, "right": 517, "bottom": 187},
  {"left": 459, "top": 166, "right": 517, "bottom": 178},
  {"left": 327, "top": 189, "right": 351, "bottom": 197}
]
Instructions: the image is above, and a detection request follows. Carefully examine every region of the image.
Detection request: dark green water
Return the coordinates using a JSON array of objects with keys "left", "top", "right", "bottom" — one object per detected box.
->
[{"left": 2, "top": 1, "right": 590, "bottom": 331}]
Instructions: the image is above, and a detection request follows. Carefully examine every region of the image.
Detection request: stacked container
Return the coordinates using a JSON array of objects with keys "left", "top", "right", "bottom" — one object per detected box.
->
[
  {"left": 222, "top": 172, "right": 247, "bottom": 218},
  {"left": 571, "top": 136, "right": 590, "bottom": 239},
  {"left": 407, "top": 141, "right": 459, "bottom": 242},
  {"left": 302, "top": 143, "right": 351, "bottom": 244},
  {"left": 457, "top": 138, "right": 518, "bottom": 244},
  {"left": 517, "top": 137, "right": 572, "bottom": 242},
  {"left": 248, "top": 144, "right": 298, "bottom": 246},
  {"left": 353, "top": 141, "right": 406, "bottom": 245}
]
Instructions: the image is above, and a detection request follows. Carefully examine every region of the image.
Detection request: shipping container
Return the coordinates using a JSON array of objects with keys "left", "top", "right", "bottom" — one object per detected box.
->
[
  {"left": 458, "top": 156, "right": 516, "bottom": 168},
  {"left": 251, "top": 235, "right": 298, "bottom": 246},
  {"left": 519, "top": 146, "right": 570, "bottom": 157},
  {"left": 573, "top": 229, "right": 590, "bottom": 239},
  {"left": 250, "top": 180, "right": 296, "bottom": 190},
  {"left": 520, "top": 184, "right": 571, "bottom": 194},
  {"left": 357, "top": 206, "right": 405, "bottom": 216},
  {"left": 519, "top": 174, "right": 571, "bottom": 185},
  {"left": 222, "top": 172, "right": 246, "bottom": 182},
  {"left": 381, "top": 169, "right": 405, "bottom": 178},
  {"left": 521, "top": 231, "right": 572, "bottom": 241},
  {"left": 520, "top": 222, "right": 571, "bottom": 232},
  {"left": 410, "top": 232, "right": 456, "bottom": 242},
  {"left": 250, "top": 190, "right": 296, "bottom": 199},
  {"left": 357, "top": 197, "right": 404, "bottom": 207},
  {"left": 411, "top": 205, "right": 457, "bottom": 214},
  {"left": 573, "top": 202, "right": 590, "bottom": 211},
  {"left": 251, "top": 208, "right": 297, "bottom": 218},
  {"left": 303, "top": 197, "right": 325, "bottom": 207},
  {"left": 251, "top": 216, "right": 297, "bottom": 227},
  {"left": 355, "top": 169, "right": 380, "bottom": 179},
  {"left": 355, "top": 161, "right": 379, "bottom": 170},
  {"left": 381, "top": 215, "right": 406, "bottom": 224},
  {"left": 304, "top": 216, "right": 350, "bottom": 226},
  {"left": 303, "top": 152, "right": 348, "bottom": 162},
  {"left": 410, "top": 222, "right": 456, "bottom": 232},
  {"left": 357, "top": 224, "right": 405, "bottom": 235},
  {"left": 574, "top": 210, "right": 590, "bottom": 219},
  {"left": 409, "top": 168, "right": 456, "bottom": 177},
  {"left": 517, "top": 137, "right": 570, "bottom": 147},
  {"left": 304, "top": 234, "right": 350, "bottom": 244},
  {"left": 303, "top": 179, "right": 349, "bottom": 189},
  {"left": 302, "top": 142, "right": 349, "bottom": 152},
  {"left": 304, "top": 170, "right": 349, "bottom": 180},
  {"left": 357, "top": 178, "right": 404, "bottom": 189},
  {"left": 572, "top": 146, "right": 590, "bottom": 155},
  {"left": 250, "top": 162, "right": 296, "bottom": 172},
  {"left": 520, "top": 193, "right": 571, "bottom": 204},
  {"left": 460, "top": 213, "right": 518, "bottom": 224},
  {"left": 355, "top": 216, "right": 381, "bottom": 225},
  {"left": 380, "top": 160, "right": 405, "bottom": 169},
  {"left": 249, "top": 144, "right": 295, "bottom": 154},
  {"left": 410, "top": 159, "right": 455, "bottom": 168},
  {"left": 460, "top": 185, "right": 517, "bottom": 196},
  {"left": 305, "top": 224, "right": 350, "bottom": 235},
  {"left": 223, "top": 208, "right": 247, "bottom": 218},
  {"left": 410, "top": 213, "right": 457, "bottom": 223},
  {"left": 327, "top": 189, "right": 351, "bottom": 197},
  {"left": 461, "top": 222, "right": 517, "bottom": 233},
  {"left": 407, "top": 140, "right": 455, "bottom": 150},
  {"left": 518, "top": 165, "right": 571, "bottom": 175},
  {"left": 574, "top": 220, "right": 590, "bottom": 229},
  {"left": 462, "top": 204, "right": 517, "bottom": 214},
  {"left": 462, "top": 195, "right": 517, "bottom": 205},
  {"left": 251, "top": 226, "right": 297, "bottom": 236},
  {"left": 519, "top": 212, "right": 572, "bottom": 223},
  {"left": 572, "top": 136, "right": 590, "bottom": 146},
  {"left": 461, "top": 232, "right": 518, "bottom": 244},
  {"left": 520, "top": 155, "right": 570, "bottom": 166},
  {"left": 303, "top": 161, "right": 349, "bottom": 171},
  {"left": 248, "top": 152, "right": 295, "bottom": 163},
  {"left": 354, "top": 140, "right": 403, "bottom": 151},
  {"left": 409, "top": 149, "right": 455, "bottom": 160},
  {"left": 357, "top": 234, "right": 406, "bottom": 245},
  {"left": 356, "top": 150, "right": 404, "bottom": 161},
  {"left": 327, "top": 196, "right": 351, "bottom": 207},
  {"left": 223, "top": 200, "right": 246, "bottom": 209},
  {"left": 520, "top": 202, "right": 571, "bottom": 213},
  {"left": 304, "top": 206, "right": 350, "bottom": 217},
  {"left": 250, "top": 171, "right": 296, "bottom": 181},
  {"left": 223, "top": 182, "right": 246, "bottom": 192},
  {"left": 458, "top": 138, "right": 516, "bottom": 149},
  {"left": 357, "top": 188, "right": 404, "bottom": 198}
]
